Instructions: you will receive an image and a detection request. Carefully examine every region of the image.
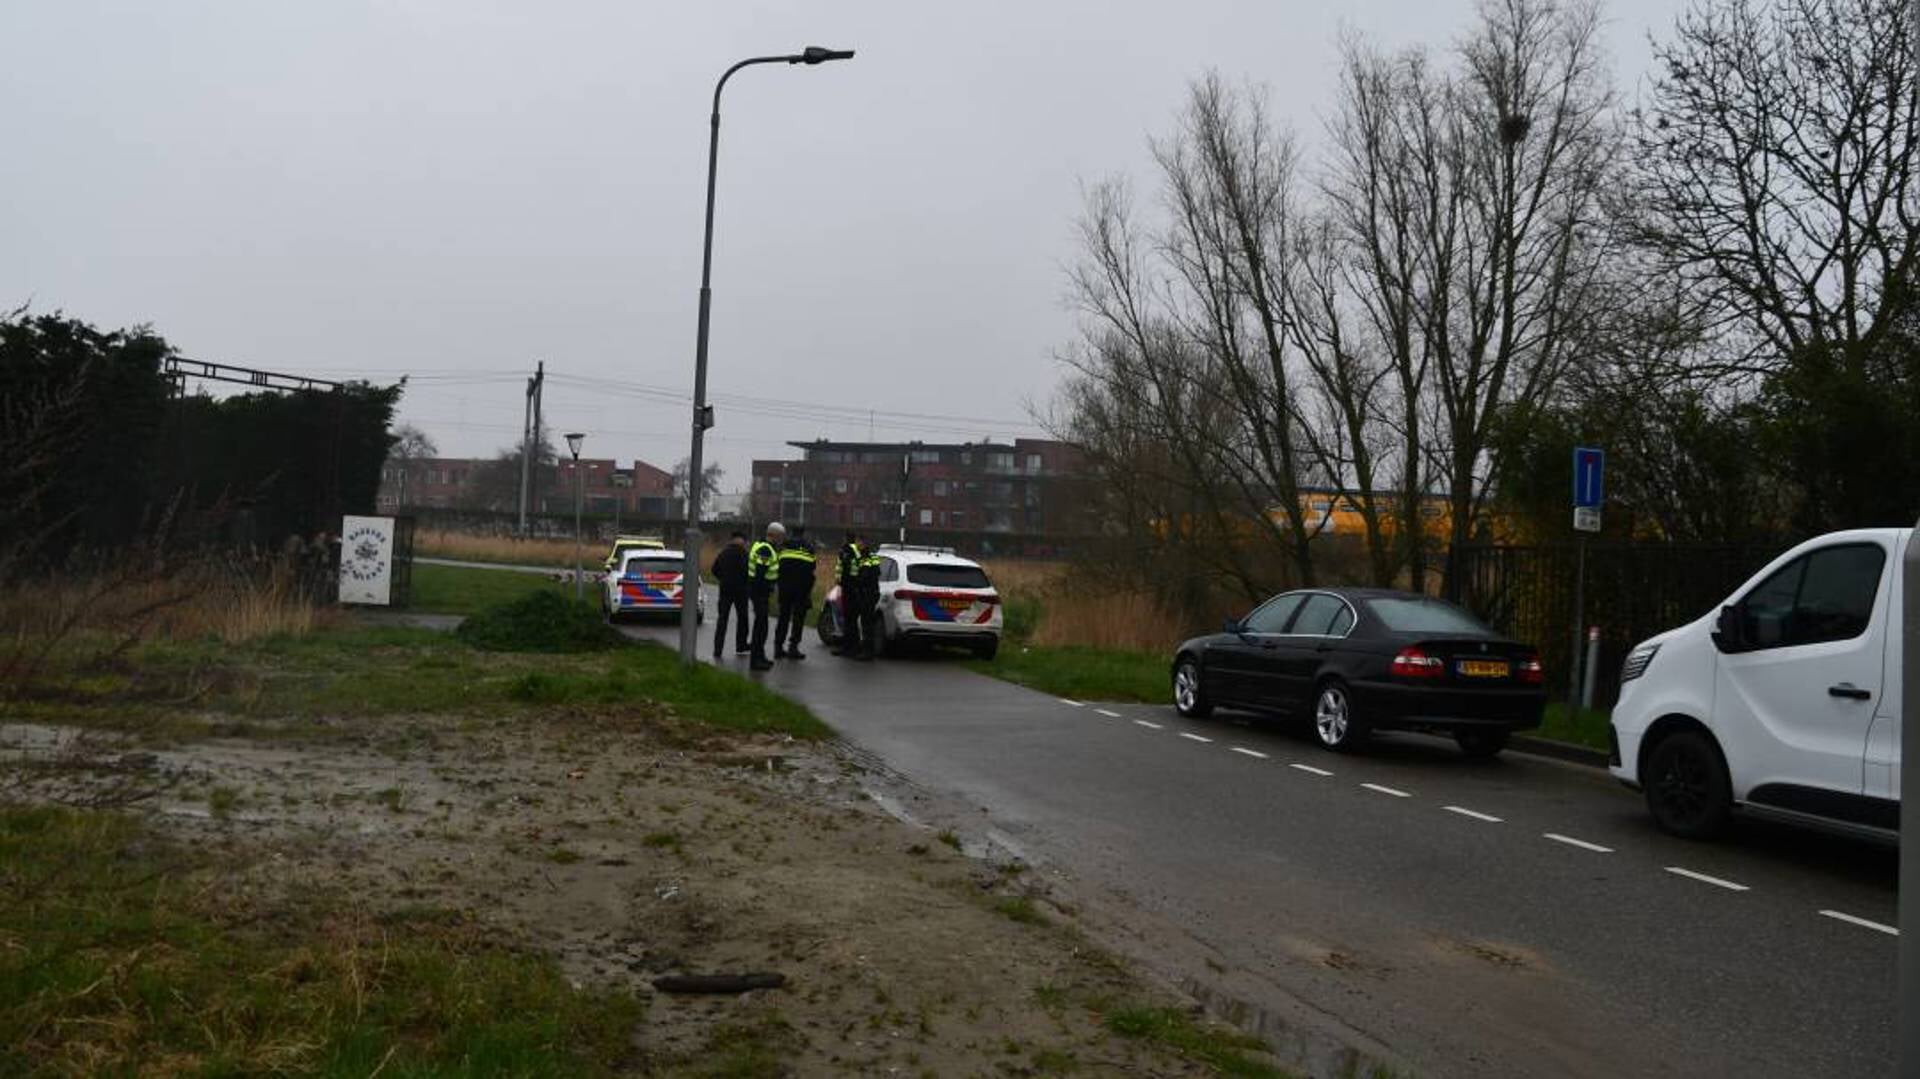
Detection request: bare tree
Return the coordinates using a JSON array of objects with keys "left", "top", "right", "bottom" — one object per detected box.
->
[
  {"left": 1625, "top": 0, "right": 1918, "bottom": 373},
  {"left": 1426, "top": 0, "right": 1615, "bottom": 580},
  {"left": 671, "top": 458, "right": 726, "bottom": 507},
  {"left": 384, "top": 423, "right": 437, "bottom": 509}
]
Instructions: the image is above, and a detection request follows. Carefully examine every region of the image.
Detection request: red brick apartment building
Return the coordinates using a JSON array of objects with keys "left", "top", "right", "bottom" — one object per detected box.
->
[
  {"left": 377, "top": 457, "right": 676, "bottom": 517},
  {"left": 748, "top": 439, "right": 1089, "bottom": 541}
]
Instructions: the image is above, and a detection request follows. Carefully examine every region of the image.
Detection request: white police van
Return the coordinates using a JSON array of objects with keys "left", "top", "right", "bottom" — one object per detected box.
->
[{"left": 1610, "top": 528, "right": 1908, "bottom": 841}]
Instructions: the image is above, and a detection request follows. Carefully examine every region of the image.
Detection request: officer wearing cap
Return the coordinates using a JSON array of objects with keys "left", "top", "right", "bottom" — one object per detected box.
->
[
  {"left": 747, "top": 521, "right": 784, "bottom": 671},
  {"left": 774, "top": 525, "right": 817, "bottom": 661}
]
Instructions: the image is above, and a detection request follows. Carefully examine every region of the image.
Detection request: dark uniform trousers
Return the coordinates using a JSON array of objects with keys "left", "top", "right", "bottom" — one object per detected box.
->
[{"left": 713, "top": 586, "right": 749, "bottom": 654}]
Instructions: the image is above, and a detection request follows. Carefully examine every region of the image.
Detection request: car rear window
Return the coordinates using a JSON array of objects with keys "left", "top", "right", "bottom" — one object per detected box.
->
[
  {"left": 906, "top": 563, "right": 991, "bottom": 589},
  {"left": 625, "top": 557, "right": 682, "bottom": 576},
  {"left": 1363, "top": 597, "right": 1494, "bottom": 636}
]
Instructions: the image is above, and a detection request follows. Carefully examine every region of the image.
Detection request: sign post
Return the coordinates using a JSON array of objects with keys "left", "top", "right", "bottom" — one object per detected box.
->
[
  {"left": 337, "top": 515, "right": 395, "bottom": 606},
  {"left": 1569, "top": 448, "right": 1604, "bottom": 705}
]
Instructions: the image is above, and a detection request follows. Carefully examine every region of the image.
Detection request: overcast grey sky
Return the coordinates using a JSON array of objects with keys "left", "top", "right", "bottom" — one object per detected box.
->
[{"left": 3, "top": 0, "right": 1688, "bottom": 489}]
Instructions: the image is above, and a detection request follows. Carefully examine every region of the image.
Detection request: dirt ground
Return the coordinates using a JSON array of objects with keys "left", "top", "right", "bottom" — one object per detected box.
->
[{"left": 3, "top": 706, "right": 1279, "bottom": 1076}]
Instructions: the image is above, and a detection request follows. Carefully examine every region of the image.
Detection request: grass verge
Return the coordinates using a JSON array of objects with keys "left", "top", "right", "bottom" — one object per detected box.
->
[
  {"left": 0, "top": 805, "right": 642, "bottom": 1076},
  {"left": 410, "top": 562, "right": 568, "bottom": 617},
  {"left": 1103, "top": 1005, "right": 1291, "bottom": 1078},
  {"left": 967, "top": 644, "right": 1169, "bottom": 704},
  {"left": 58, "top": 626, "right": 830, "bottom": 741},
  {"left": 1535, "top": 702, "right": 1611, "bottom": 751}
]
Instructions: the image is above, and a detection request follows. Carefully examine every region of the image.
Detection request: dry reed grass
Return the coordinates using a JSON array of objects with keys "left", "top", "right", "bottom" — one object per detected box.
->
[
  {"left": 415, "top": 529, "right": 582, "bottom": 567},
  {"left": 0, "top": 563, "right": 339, "bottom": 652},
  {"left": 980, "top": 559, "right": 1197, "bottom": 654}
]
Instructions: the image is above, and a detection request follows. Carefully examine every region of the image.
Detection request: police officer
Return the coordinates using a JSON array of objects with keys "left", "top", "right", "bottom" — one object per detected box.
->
[
  {"left": 834, "top": 531, "right": 867, "bottom": 658},
  {"left": 774, "top": 525, "right": 816, "bottom": 660},
  {"left": 708, "top": 530, "right": 750, "bottom": 660},
  {"left": 857, "top": 539, "right": 885, "bottom": 659},
  {"left": 747, "top": 521, "right": 784, "bottom": 671}
]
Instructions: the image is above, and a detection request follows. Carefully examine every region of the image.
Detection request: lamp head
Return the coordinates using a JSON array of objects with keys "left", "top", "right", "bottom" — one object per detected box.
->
[
  {"left": 797, "top": 46, "right": 855, "bottom": 64},
  {"left": 565, "top": 432, "right": 585, "bottom": 459}
]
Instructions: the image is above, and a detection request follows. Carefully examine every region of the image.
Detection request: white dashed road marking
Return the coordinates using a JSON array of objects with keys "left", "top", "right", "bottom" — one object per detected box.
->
[
  {"left": 1443, "top": 806, "right": 1504, "bottom": 823},
  {"left": 1096, "top": 708, "right": 1122, "bottom": 718},
  {"left": 1229, "top": 747, "right": 1268, "bottom": 760},
  {"left": 1544, "top": 833, "right": 1614, "bottom": 853},
  {"left": 1819, "top": 910, "right": 1899, "bottom": 936},
  {"left": 1361, "top": 783, "right": 1412, "bottom": 798},
  {"left": 1179, "top": 732, "right": 1212, "bottom": 743},
  {"left": 1134, "top": 719, "right": 1163, "bottom": 730},
  {"left": 1664, "top": 867, "right": 1750, "bottom": 892},
  {"left": 1059, "top": 699, "right": 1085, "bottom": 708},
  {"left": 1289, "top": 763, "right": 1334, "bottom": 777}
]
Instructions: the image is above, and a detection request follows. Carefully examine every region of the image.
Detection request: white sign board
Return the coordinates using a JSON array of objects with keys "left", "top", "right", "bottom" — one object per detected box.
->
[
  {"left": 337, "top": 515, "right": 395, "bottom": 605},
  {"left": 1573, "top": 506, "right": 1601, "bottom": 534}
]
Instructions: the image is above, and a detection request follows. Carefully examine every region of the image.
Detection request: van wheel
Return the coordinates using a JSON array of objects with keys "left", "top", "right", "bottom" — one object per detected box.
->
[
  {"left": 1173, "top": 657, "right": 1212, "bottom": 718},
  {"left": 1644, "top": 730, "right": 1732, "bottom": 840},
  {"left": 1313, "top": 681, "right": 1368, "bottom": 752}
]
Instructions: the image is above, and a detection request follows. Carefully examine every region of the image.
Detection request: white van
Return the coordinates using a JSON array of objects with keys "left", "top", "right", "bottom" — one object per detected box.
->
[{"left": 1610, "top": 528, "right": 1908, "bottom": 841}]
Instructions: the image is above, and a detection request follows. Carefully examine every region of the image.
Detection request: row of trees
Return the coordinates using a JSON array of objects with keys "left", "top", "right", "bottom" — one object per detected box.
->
[
  {"left": 1, "top": 311, "right": 400, "bottom": 577},
  {"left": 1055, "top": 0, "right": 1917, "bottom": 603}
]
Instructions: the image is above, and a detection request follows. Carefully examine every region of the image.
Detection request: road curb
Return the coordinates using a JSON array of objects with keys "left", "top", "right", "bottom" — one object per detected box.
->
[{"left": 1509, "top": 734, "right": 1609, "bottom": 769}]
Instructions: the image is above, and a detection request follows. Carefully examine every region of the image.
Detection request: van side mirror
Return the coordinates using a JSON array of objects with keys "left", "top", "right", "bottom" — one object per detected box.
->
[
  {"left": 1222, "top": 616, "right": 1243, "bottom": 636},
  {"left": 1712, "top": 604, "right": 1744, "bottom": 653}
]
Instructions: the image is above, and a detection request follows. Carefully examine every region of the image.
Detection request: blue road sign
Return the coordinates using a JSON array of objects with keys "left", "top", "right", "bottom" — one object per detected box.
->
[{"left": 1573, "top": 446, "right": 1604, "bottom": 508}]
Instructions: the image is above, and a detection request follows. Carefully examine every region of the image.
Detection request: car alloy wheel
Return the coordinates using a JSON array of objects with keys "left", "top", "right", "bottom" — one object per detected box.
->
[
  {"left": 1172, "top": 657, "right": 1211, "bottom": 718},
  {"left": 1314, "top": 682, "right": 1364, "bottom": 751}
]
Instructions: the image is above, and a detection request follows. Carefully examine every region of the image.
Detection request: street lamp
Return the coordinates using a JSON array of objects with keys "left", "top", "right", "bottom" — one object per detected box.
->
[
  {"left": 565, "top": 432, "right": 586, "bottom": 604},
  {"left": 676, "top": 44, "right": 855, "bottom": 665}
]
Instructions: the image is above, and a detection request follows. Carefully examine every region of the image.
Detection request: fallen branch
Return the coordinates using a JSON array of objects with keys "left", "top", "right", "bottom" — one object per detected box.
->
[{"left": 650, "top": 972, "right": 786, "bottom": 995}]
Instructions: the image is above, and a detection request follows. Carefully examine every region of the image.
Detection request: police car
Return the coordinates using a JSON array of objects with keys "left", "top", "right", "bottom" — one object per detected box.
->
[
  {"left": 601, "top": 535, "right": 666, "bottom": 572},
  {"left": 873, "top": 544, "right": 1004, "bottom": 658},
  {"left": 602, "top": 547, "right": 702, "bottom": 623}
]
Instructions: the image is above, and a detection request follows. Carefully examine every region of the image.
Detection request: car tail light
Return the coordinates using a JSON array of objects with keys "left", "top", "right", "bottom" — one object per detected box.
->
[
  {"left": 1390, "top": 647, "right": 1444, "bottom": 679},
  {"left": 893, "top": 589, "right": 924, "bottom": 601},
  {"left": 1517, "top": 653, "right": 1544, "bottom": 684}
]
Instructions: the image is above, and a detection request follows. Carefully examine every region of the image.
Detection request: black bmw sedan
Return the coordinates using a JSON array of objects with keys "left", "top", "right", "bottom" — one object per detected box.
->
[{"left": 1170, "top": 588, "right": 1546, "bottom": 758}]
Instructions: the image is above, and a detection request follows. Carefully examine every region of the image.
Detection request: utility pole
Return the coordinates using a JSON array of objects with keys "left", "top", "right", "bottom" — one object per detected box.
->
[
  {"left": 516, "top": 361, "right": 543, "bottom": 535},
  {"left": 899, "top": 452, "right": 910, "bottom": 544}
]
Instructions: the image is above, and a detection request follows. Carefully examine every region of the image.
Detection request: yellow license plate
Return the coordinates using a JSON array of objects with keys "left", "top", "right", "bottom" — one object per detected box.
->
[
  {"left": 940, "top": 599, "right": 972, "bottom": 614},
  {"left": 1458, "top": 660, "right": 1510, "bottom": 678}
]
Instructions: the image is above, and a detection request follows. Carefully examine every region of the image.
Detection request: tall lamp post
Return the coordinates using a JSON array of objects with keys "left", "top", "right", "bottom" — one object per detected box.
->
[
  {"left": 566, "top": 432, "right": 586, "bottom": 604},
  {"left": 676, "top": 44, "right": 855, "bottom": 665}
]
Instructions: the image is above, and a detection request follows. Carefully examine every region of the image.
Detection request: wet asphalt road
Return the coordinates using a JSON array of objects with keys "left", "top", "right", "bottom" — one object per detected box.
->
[{"left": 621, "top": 623, "right": 1897, "bottom": 1078}]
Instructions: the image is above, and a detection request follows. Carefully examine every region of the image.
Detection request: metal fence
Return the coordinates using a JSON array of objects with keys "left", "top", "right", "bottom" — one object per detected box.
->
[{"left": 1451, "top": 541, "right": 1786, "bottom": 707}]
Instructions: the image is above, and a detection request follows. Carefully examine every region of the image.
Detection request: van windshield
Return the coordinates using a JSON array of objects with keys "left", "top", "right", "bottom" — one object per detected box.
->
[{"left": 906, "top": 564, "right": 991, "bottom": 589}]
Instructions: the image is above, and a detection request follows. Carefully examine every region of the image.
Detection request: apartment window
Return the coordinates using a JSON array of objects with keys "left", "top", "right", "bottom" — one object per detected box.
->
[
  {"left": 753, "top": 476, "right": 766, "bottom": 492},
  {"left": 993, "top": 482, "right": 1013, "bottom": 500},
  {"left": 834, "top": 478, "right": 849, "bottom": 494},
  {"left": 1026, "top": 454, "right": 1043, "bottom": 472},
  {"left": 919, "top": 508, "right": 933, "bottom": 525},
  {"left": 861, "top": 452, "right": 887, "bottom": 464},
  {"left": 767, "top": 475, "right": 782, "bottom": 492},
  {"left": 852, "top": 506, "right": 867, "bottom": 524},
  {"left": 960, "top": 451, "right": 973, "bottom": 465},
  {"left": 988, "top": 453, "right": 1014, "bottom": 470},
  {"left": 933, "top": 480, "right": 949, "bottom": 497},
  {"left": 950, "top": 510, "right": 966, "bottom": 527},
  {"left": 910, "top": 450, "right": 940, "bottom": 464}
]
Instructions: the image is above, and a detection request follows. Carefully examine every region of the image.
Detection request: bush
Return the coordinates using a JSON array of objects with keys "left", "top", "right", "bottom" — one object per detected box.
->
[{"left": 455, "top": 591, "right": 619, "bottom": 653}]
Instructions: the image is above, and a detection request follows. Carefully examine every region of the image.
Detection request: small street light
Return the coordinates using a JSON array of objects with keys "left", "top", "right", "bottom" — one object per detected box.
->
[
  {"left": 676, "top": 44, "right": 855, "bottom": 665},
  {"left": 565, "top": 432, "right": 586, "bottom": 604}
]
